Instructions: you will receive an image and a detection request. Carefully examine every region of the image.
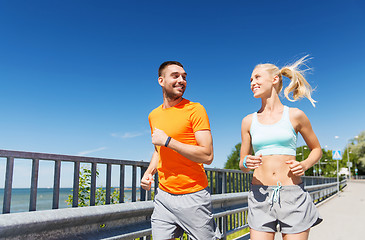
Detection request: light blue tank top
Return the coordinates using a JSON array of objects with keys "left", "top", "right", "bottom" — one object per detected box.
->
[{"left": 250, "top": 106, "right": 297, "bottom": 156}]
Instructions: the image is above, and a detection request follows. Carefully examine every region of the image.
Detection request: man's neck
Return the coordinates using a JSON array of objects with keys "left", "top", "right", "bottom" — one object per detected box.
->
[{"left": 163, "top": 97, "right": 184, "bottom": 109}]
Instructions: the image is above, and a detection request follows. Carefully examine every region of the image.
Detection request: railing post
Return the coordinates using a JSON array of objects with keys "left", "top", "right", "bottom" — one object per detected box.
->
[
  {"left": 72, "top": 161, "right": 80, "bottom": 207},
  {"left": 120, "top": 164, "right": 125, "bottom": 203},
  {"left": 222, "top": 172, "right": 227, "bottom": 194},
  {"left": 140, "top": 167, "right": 147, "bottom": 201},
  {"left": 223, "top": 215, "right": 228, "bottom": 240},
  {"left": 90, "top": 162, "right": 97, "bottom": 206},
  {"left": 216, "top": 171, "right": 221, "bottom": 194},
  {"left": 228, "top": 172, "right": 232, "bottom": 193},
  {"left": 29, "top": 158, "right": 39, "bottom": 211},
  {"left": 132, "top": 165, "right": 137, "bottom": 202},
  {"left": 3, "top": 157, "right": 14, "bottom": 214},
  {"left": 154, "top": 173, "right": 159, "bottom": 194},
  {"left": 52, "top": 160, "right": 61, "bottom": 209},
  {"left": 209, "top": 171, "right": 214, "bottom": 193},
  {"left": 239, "top": 173, "right": 243, "bottom": 192},
  {"left": 236, "top": 173, "right": 239, "bottom": 192},
  {"left": 106, "top": 163, "right": 112, "bottom": 204},
  {"left": 245, "top": 173, "right": 249, "bottom": 191}
]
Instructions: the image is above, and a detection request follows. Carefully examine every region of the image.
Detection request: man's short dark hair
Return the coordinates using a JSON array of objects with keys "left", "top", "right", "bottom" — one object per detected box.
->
[{"left": 158, "top": 61, "right": 184, "bottom": 77}]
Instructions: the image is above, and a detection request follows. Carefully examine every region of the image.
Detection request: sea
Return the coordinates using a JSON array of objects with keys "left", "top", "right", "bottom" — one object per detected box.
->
[{"left": 0, "top": 188, "right": 138, "bottom": 214}]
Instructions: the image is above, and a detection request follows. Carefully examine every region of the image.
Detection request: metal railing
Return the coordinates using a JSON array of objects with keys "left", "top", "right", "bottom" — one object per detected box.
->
[
  {"left": 1, "top": 149, "right": 255, "bottom": 214},
  {"left": 0, "top": 149, "right": 343, "bottom": 239},
  {"left": 1, "top": 149, "right": 337, "bottom": 214},
  {"left": 0, "top": 179, "right": 343, "bottom": 240},
  {"left": 1, "top": 149, "right": 150, "bottom": 214}
]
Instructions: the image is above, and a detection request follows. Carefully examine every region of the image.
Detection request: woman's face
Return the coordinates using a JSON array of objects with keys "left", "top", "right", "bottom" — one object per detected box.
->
[{"left": 250, "top": 66, "right": 275, "bottom": 98}]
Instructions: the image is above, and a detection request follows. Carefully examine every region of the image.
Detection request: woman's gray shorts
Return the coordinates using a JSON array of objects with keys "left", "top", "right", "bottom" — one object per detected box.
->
[
  {"left": 151, "top": 188, "right": 221, "bottom": 240},
  {"left": 248, "top": 183, "right": 322, "bottom": 234}
]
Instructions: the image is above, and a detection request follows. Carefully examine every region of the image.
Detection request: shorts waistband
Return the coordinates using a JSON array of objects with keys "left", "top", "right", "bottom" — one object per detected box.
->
[
  {"left": 250, "top": 182, "right": 304, "bottom": 191},
  {"left": 157, "top": 187, "right": 210, "bottom": 196}
]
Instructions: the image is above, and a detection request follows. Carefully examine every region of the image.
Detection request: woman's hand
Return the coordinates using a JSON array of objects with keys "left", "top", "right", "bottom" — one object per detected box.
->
[
  {"left": 245, "top": 154, "right": 262, "bottom": 169},
  {"left": 286, "top": 160, "right": 306, "bottom": 176}
]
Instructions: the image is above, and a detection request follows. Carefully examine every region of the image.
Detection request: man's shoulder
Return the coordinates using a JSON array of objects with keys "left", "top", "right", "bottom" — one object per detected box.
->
[
  {"left": 148, "top": 104, "right": 163, "bottom": 118},
  {"left": 183, "top": 99, "right": 205, "bottom": 111}
]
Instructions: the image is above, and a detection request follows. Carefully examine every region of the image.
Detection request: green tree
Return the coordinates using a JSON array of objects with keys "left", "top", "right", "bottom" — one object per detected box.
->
[
  {"left": 348, "top": 131, "right": 365, "bottom": 175},
  {"left": 297, "top": 145, "right": 341, "bottom": 177},
  {"left": 224, "top": 143, "right": 241, "bottom": 170},
  {"left": 66, "top": 167, "right": 121, "bottom": 207}
]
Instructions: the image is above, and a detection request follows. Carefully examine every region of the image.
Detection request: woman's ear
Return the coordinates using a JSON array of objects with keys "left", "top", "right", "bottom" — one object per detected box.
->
[{"left": 272, "top": 75, "right": 280, "bottom": 85}]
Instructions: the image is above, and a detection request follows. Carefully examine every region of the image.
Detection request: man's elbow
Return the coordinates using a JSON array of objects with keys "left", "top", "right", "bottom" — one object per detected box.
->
[{"left": 204, "top": 152, "right": 214, "bottom": 165}]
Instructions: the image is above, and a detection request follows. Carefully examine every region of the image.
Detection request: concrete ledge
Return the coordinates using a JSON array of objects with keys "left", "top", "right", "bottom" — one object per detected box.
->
[
  {"left": 0, "top": 200, "right": 154, "bottom": 239},
  {"left": 0, "top": 185, "right": 337, "bottom": 239},
  {"left": 0, "top": 192, "right": 249, "bottom": 239}
]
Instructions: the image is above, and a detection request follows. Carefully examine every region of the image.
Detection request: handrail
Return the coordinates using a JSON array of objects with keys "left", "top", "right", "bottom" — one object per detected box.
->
[
  {"left": 1, "top": 149, "right": 257, "bottom": 214},
  {"left": 0, "top": 149, "right": 342, "bottom": 240},
  {"left": 1, "top": 149, "right": 337, "bottom": 214},
  {"left": 0, "top": 149, "right": 147, "bottom": 166},
  {"left": 0, "top": 179, "right": 344, "bottom": 240}
]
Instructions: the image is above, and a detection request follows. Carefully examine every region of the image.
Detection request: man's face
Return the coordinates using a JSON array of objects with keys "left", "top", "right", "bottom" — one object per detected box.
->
[{"left": 159, "top": 64, "right": 187, "bottom": 100}]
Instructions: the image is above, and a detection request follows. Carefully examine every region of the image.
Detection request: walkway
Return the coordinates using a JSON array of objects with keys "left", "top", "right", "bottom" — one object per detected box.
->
[
  {"left": 309, "top": 180, "right": 365, "bottom": 240},
  {"left": 273, "top": 180, "right": 365, "bottom": 240}
]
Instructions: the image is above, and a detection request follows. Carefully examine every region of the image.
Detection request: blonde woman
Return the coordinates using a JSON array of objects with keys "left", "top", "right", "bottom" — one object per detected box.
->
[{"left": 240, "top": 56, "right": 322, "bottom": 240}]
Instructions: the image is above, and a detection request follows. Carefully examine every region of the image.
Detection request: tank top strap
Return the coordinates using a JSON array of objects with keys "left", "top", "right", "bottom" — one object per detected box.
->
[
  {"left": 283, "top": 106, "right": 289, "bottom": 119},
  {"left": 252, "top": 112, "right": 258, "bottom": 124},
  {"left": 250, "top": 112, "right": 258, "bottom": 133}
]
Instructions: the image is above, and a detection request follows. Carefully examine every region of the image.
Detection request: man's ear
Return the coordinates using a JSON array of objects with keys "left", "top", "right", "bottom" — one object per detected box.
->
[{"left": 158, "top": 76, "right": 164, "bottom": 87}]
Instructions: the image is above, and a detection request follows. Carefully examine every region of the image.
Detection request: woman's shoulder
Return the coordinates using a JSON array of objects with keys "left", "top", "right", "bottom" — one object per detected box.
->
[
  {"left": 288, "top": 107, "right": 309, "bottom": 122},
  {"left": 242, "top": 113, "right": 254, "bottom": 122},
  {"left": 241, "top": 113, "right": 254, "bottom": 130}
]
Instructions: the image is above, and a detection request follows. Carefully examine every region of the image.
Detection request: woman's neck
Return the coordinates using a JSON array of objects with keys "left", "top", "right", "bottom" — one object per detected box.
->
[{"left": 259, "top": 93, "right": 283, "bottom": 113}]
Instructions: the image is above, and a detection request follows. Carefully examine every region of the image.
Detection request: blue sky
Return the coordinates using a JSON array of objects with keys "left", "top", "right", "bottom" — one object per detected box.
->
[{"left": 0, "top": 0, "right": 364, "bottom": 187}]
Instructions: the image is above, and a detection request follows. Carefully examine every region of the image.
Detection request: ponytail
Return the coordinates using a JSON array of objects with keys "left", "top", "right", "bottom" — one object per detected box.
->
[{"left": 280, "top": 55, "right": 316, "bottom": 107}]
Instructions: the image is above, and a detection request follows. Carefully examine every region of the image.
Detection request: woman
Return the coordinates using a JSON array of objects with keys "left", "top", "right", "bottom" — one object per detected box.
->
[{"left": 240, "top": 56, "right": 323, "bottom": 240}]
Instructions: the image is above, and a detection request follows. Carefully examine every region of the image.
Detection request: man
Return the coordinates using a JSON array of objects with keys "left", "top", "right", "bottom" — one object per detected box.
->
[{"left": 140, "top": 61, "right": 221, "bottom": 240}]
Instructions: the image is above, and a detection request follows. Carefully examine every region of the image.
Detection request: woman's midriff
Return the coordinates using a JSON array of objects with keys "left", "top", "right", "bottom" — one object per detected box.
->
[{"left": 251, "top": 155, "right": 303, "bottom": 186}]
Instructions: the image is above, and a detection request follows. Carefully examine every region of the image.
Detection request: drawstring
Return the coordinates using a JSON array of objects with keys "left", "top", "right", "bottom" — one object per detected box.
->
[{"left": 269, "top": 181, "right": 282, "bottom": 205}]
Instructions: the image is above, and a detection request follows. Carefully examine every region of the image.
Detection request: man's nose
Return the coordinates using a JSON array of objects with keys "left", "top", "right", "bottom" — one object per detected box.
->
[{"left": 177, "top": 76, "right": 185, "bottom": 83}]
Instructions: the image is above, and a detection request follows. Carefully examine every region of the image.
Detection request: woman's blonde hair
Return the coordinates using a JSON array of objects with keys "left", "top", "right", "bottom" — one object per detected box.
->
[{"left": 255, "top": 55, "right": 316, "bottom": 107}]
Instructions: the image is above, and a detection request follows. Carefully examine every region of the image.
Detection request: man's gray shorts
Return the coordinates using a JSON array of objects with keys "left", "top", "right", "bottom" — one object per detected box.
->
[
  {"left": 248, "top": 183, "right": 323, "bottom": 234},
  {"left": 151, "top": 187, "right": 222, "bottom": 240}
]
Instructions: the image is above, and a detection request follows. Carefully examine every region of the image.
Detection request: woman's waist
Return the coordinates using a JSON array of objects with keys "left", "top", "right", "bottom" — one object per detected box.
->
[
  {"left": 251, "top": 175, "right": 302, "bottom": 186},
  {"left": 252, "top": 156, "right": 302, "bottom": 185}
]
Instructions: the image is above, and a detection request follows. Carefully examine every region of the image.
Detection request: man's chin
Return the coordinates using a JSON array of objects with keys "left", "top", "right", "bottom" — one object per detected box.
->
[
  {"left": 164, "top": 90, "right": 185, "bottom": 100},
  {"left": 174, "top": 91, "right": 185, "bottom": 98}
]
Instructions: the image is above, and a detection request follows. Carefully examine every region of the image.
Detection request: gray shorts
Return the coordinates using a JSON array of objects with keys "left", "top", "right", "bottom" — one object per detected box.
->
[
  {"left": 248, "top": 183, "right": 322, "bottom": 234},
  {"left": 151, "top": 187, "right": 222, "bottom": 240}
]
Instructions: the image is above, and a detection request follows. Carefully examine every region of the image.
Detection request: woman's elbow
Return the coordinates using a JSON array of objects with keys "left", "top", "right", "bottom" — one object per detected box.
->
[{"left": 318, "top": 148, "right": 323, "bottom": 160}]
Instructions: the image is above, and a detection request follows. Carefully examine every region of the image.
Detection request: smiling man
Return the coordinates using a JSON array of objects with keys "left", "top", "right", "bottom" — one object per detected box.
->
[{"left": 140, "top": 61, "right": 221, "bottom": 240}]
